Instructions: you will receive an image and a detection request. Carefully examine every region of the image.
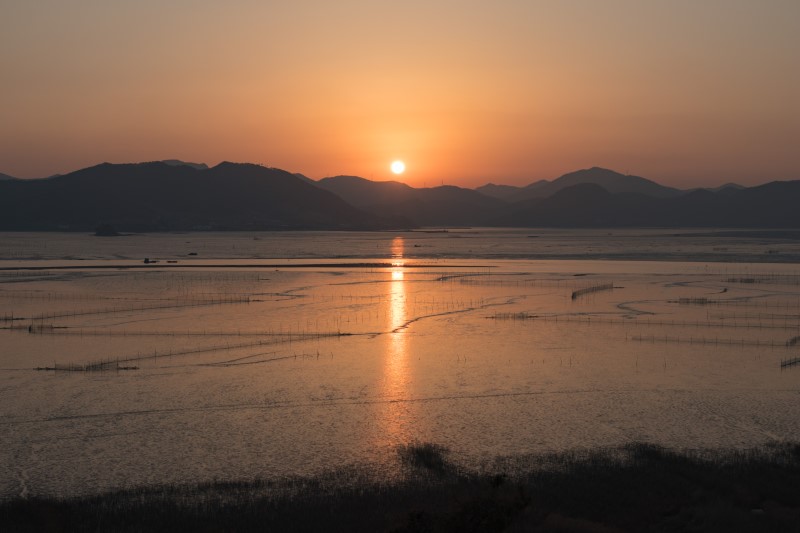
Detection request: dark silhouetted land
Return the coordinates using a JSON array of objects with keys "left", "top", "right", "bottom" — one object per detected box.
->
[
  {"left": 479, "top": 167, "right": 683, "bottom": 202},
  {"left": 1, "top": 162, "right": 799, "bottom": 230},
  {"left": 316, "top": 175, "right": 506, "bottom": 226},
  {"left": 2, "top": 442, "right": 799, "bottom": 532},
  {"left": 0, "top": 161, "right": 404, "bottom": 231}
]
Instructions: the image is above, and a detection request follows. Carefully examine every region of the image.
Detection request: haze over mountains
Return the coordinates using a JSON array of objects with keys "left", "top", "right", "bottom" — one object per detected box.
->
[{"left": 0, "top": 161, "right": 798, "bottom": 231}]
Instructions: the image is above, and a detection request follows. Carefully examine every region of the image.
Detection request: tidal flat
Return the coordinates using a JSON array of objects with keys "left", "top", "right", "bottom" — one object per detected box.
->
[{"left": 1, "top": 229, "right": 799, "bottom": 529}]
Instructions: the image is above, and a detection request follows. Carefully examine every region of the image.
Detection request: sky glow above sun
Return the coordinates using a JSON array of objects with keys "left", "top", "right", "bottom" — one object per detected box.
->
[
  {"left": 0, "top": 1, "right": 798, "bottom": 187},
  {"left": 391, "top": 161, "right": 406, "bottom": 175}
]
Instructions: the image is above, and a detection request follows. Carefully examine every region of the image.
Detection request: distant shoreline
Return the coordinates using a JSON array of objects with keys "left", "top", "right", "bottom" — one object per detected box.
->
[
  {"left": 4, "top": 254, "right": 800, "bottom": 268},
  {"left": 0, "top": 262, "right": 489, "bottom": 271},
  {"left": 3, "top": 228, "right": 800, "bottom": 265}
]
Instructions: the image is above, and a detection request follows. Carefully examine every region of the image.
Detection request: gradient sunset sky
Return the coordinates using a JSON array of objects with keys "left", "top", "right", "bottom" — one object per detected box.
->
[{"left": 1, "top": 1, "right": 798, "bottom": 188}]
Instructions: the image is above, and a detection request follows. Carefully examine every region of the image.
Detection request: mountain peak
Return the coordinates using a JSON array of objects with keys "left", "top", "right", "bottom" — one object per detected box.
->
[
  {"left": 560, "top": 167, "right": 626, "bottom": 181},
  {"left": 547, "top": 167, "right": 681, "bottom": 198},
  {"left": 161, "top": 159, "right": 208, "bottom": 170},
  {"left": 212, "top": 161, "right": 252, "bottom": 170},
  {"left": 0, "top": 161, "right": 394, "bottom": 231}
]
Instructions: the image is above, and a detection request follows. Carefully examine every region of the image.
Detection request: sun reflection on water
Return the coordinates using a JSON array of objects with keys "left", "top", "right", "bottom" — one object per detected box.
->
[{"left": 380, "top": 236, "right": 411, "bottom": 447}]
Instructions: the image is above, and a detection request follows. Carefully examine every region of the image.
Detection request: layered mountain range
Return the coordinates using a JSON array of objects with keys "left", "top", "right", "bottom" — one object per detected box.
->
[{"left": 0, "top": 162, "right": 797, "bottom": 231}]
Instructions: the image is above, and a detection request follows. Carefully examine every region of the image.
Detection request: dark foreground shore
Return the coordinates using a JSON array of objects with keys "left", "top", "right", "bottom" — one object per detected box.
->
[{"left": 2, "top": 442, "right": 799, "bottom": 532}]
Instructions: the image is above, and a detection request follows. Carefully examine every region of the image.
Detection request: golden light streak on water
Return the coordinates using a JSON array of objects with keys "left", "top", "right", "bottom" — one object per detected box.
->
[{"left": 378, "top": 237, "right": 411, "bottom": 447}]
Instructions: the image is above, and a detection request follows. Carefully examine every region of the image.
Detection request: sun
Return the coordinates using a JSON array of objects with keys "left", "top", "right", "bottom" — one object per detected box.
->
[{"left": 390, "top": 160, "right": 406, "bottom": 175}]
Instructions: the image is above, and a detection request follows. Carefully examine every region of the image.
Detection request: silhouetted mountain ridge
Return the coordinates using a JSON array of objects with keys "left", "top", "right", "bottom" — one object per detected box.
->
[
  {"left": 0, "top": 162, "right": 402, "bottom": 231},
  {"left": 160, "top": 159, "right": 209, "bottom": 170},
  {"left": 317, "top": 175, "right": 418, "bottom": 207},
  {"left": 1, "top": 161, "right": 798, "bottom": 230},
  {"left": 530, "top": 167, "right": 680, "bottom": 200},
  {"left": 316, "top": 175, "right": 505, "bottom": 226},
  {"left": 474, "top": 183, "right": 524, "bottom": 201},
  {"left": 493, "top": 180, "right": 800, "bottom": 228}
]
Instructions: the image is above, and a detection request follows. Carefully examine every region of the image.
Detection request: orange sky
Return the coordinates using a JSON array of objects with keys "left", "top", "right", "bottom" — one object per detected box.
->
[{"left": 1, "top": 1, "right": 798, "bottom": 188}]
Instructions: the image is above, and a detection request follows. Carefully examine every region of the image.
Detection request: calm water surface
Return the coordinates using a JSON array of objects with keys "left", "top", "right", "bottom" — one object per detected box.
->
[{"left": 1, "top": 230, "right": 799, "bottom": 498}]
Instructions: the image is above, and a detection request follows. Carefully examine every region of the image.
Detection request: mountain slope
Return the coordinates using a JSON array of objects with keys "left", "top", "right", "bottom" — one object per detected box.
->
[
  {"left": 0, "top": 162, "right": 401, "bottom": 231},
  {"left": 3, "top": 161, "right": 797, "bottom": 230},
  {"left": 317, "top": 176, "right": 506, "bottom": 226},
  {"left": 511, "top": 167, "right": 682, "bottom": 201},
  {"left": 293, "top": 173, "right": 315, "bottom": 184},
  {"left": 316, "top": 176, "right": 418, "bottom": 208},
  {"left": 474, "top": 183, "right": 524, "bottom": 201},
  {"left": 160, "top": 159, "right": 209, "bottom": 170},
  {"left": 493, "top": 180, "right": 800, "bottom": 228},
  {"left": 497, "top": 184, "right": 654, "bottom": 227}
]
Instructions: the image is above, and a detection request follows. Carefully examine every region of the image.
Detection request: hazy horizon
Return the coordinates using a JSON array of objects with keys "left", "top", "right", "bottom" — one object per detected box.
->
[{"left": 2, "top": 1, "right": 798, "bottom": 188}]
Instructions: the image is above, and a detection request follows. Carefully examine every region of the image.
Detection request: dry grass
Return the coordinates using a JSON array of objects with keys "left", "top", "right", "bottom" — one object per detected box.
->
[{"left": 2, "top": 442, "right": 799, "bottom": 532}]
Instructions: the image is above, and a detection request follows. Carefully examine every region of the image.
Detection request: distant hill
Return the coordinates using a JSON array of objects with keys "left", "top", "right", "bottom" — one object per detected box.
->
[
  {"left": 316, "top": 175, "right": 506, "bottom": 226},
  {"left": 523, "top": 179, "right": 551, "bottom": 191},
  {"left": 293, "top": 173, "right": 315, "bottom": 184},
  {"left": 0, "top": 162, "right": 403, "bottom": 231},
  {"left": 0, "top": 172, "right": 16, "bottom": 181},
  {"left": 495, "top": 183, "right": 644, "bottom": 227},
  {"left": 317, "top": 176, "right": 417, "bottom": 207},
  {"left": 706, "top": 183, "right": 745, "bottom": 194},
  {"left": 474, "top": 183, "right": 524, "bottom": 201},
  {"left": 2, "top": 160, "right": 797, "bottom": 230},
  {"left": 160, "top": 159, "right": 208, "bottom": 170},
  {"left": 521, "top": 167, "right": 682, "bottom": 200},
  {"left": 493, "top": 180, "right": 800, "bottom": 228}
]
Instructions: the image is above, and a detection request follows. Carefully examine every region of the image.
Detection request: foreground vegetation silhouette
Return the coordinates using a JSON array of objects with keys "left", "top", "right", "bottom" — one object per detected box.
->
[{"left": 2, "top": 442, "right": 799, "bottom": 532}]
